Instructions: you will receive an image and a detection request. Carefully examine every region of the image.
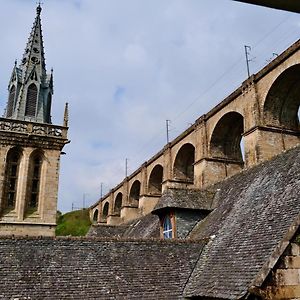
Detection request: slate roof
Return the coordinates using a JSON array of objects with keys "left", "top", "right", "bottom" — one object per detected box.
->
[
  {"left": 152, "top": 188, "right": 215, "bottom": 214},
  {"left": 123, "top": 213, "right": 160, "bottom": 238},
  {"left": 16, "top": 67, "right": 23, "bottom": 82},
  {"left": 0, "top": 237, "right": 204, "bottom": 300},
  {"left": 87, "top": 224, "right": 130, "bottom": 238},
  {"left": 87, "top": 213, "right": 160, "bottom": 239},
  {"left": 184, "top": 145, "right": 300, "bottom": 299},
  {"left": 85, "top": 146, "right": 300, "bottom": 299}
]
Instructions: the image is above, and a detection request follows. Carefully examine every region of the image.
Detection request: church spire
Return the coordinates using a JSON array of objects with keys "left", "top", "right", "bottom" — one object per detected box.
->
[
  {"left": 20, "top": 4, "right": 46, "bottom": 82},
  {"left": 4, "top": 4, "right": 53, "bottom": 124}
]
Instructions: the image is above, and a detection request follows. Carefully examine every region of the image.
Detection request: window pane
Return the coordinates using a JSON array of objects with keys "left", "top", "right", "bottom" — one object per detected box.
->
[
  {"left": 33, "top": 163, "right": 40, "bottom": 177},
  {"left": 8, "top": 192, "right": 15, "bottom": 207},
  {"left": 9, "top": 178, "right": 16, "bottom": 190},
  {"left": 30, "top": 194, "right": 37, "bottom": 208},
  {"left": 163, "top": 215, "right": 173, "bottom": 239},
  {"left": 12, "top": 154, "right": 19, "bottom": 163},
  {"left": 32, "top": 179, "right": 38, "bottom": 192},
  {"left": 11, "top": 165, "right": 17, "bottom": 177},
  {"left": 164, "top": 230, "right": 172, "bottom": 239},
  {"left": 26, "top": 153, "right": 42, "bottom": 211},
  {"left": 3, "top": 149, "right": 20, "bottom": 210}
]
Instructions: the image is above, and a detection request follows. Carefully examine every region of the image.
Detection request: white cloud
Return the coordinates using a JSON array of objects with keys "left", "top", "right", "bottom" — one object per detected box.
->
[{"left": 124, "top": 43, "right": 148, "bottom": 66}]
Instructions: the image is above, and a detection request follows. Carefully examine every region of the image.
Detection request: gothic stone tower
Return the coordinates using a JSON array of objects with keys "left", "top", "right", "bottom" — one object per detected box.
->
[{"left": 0, "top": 5, "right": 68, "bottom": 236}]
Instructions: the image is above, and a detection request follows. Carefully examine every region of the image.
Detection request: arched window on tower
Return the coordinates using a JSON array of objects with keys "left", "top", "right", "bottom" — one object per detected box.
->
[
  {"left": 2, "top": 148, "right": 22, "bottom": 212},
  {"left": 25, "top": 151, "right": 43, "bottom": 214},
  {"left": 25, "top": 83, "right": 38, "bottom": 117},
  {"left": 7, "top": 86, "right": 16, "bottom": 117}
]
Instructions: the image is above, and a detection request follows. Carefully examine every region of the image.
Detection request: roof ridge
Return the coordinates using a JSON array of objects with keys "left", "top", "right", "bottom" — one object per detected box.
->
[{"left": 0, "top": 234, "right": 209, "bottom": 244}]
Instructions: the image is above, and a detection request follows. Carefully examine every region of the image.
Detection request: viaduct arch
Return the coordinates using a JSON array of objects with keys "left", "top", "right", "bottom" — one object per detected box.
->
[
  {"left": 91, "top": 39, "right": 300, "bottom": 225},
  {"left": 210, "top": 112, "right": 244, "bottom": 161},
  {"left": 173, "top": 143, "right": 195, "bottom": 183},
  {"left": 263, "top": 64, "right": 300, "bottom": 130}
]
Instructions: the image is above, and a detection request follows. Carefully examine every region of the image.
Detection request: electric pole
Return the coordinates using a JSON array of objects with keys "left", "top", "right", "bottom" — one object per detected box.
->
[
  {"left": 166, "top": 120, "right": 170, "bottom": 143},
  {"left": 125, "top": 158, "right": 128, "bottom": 177},
  {"left": 82, "top": 193, "right": 89, "bottom": 209},
  {"left": 244, "top": 45, "right": 251, "bottom": 78}
]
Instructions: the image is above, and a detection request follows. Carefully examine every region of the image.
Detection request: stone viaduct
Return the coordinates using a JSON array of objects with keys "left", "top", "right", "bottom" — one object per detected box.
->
[{"left": 90, "top": 39, "right": 300, "bottom": 225}]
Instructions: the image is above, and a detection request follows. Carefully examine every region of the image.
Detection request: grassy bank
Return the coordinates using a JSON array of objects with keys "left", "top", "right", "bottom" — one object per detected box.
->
[{"left": 56, "top": 209, "right": 91, "bottom": 236}]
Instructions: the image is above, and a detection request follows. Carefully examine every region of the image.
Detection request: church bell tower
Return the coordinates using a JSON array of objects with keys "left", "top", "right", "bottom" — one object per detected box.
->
[{"left": 0, "top": 5, "right": 69, "bottom": 236}]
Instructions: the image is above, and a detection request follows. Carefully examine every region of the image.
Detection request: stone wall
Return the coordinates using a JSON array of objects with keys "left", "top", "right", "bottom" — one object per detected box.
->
[
  {"left": 258, "top": 243, "right": 300, "bottom": 299},
  {"left": 0, "top": 119, "right": 68, "bottom": 236}
]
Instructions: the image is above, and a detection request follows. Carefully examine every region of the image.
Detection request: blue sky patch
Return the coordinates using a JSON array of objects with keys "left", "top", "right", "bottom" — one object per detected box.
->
[{"left": 113, "top": 86, "right": 126, "bottom": 103}]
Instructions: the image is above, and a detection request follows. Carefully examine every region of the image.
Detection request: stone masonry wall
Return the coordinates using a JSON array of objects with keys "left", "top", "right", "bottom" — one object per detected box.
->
[
  {"left": 0, "top": 119, "right": 68, "bottom": 237},
  {"left": 259, "top": 243, "right": 300, "bottom": 299}
]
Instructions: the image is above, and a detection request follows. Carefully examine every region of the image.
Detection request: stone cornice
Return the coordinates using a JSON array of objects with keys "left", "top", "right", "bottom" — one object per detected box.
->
[{"left": 0, "top": 117, "right": 69, "bottom": 150}]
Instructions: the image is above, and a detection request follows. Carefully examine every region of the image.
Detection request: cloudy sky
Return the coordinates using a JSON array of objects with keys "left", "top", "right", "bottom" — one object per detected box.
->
[{"left": 0, "top": 0, "right": 299, "bottom": 212}]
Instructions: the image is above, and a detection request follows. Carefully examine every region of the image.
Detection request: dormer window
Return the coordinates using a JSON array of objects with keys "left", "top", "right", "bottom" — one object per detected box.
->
[
  {"left": 161, "top": 212, "right": 175, "bottom": 239},
  {"left": 163, "top": 215, "right": 173, "bottom": 238}
]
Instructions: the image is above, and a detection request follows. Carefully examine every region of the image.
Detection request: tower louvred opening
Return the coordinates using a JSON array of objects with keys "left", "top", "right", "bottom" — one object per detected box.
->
[{"left": 25, "top": 83, "right": 38, "bottom": 117}]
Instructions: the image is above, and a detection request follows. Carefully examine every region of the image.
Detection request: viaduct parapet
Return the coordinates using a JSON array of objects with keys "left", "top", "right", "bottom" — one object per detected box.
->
[{"left": 90, "top": 39, "right": 300, "bottom": 225}]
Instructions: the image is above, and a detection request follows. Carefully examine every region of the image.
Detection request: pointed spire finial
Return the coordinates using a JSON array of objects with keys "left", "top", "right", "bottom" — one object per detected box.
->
[
  {"left": 63, "top": 102, "right": 69, "bottom": 127},
  {"left": 20, "top": 1, "right": 46, "bottom": 80},
  {"left": 36, "top": 2, "right": 43, "bottom": 15}
]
